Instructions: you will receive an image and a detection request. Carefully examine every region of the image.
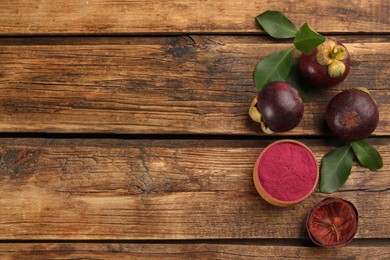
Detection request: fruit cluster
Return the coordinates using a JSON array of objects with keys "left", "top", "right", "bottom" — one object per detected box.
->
[
  {"left": 249, "top": 11, "right": 382, "bottom": 193},
  {"left": 249, "top": 11, "right": 383, "bottom": 247},
  {"left": 250, "top": 38, "right": 378, "bottom": 140}
]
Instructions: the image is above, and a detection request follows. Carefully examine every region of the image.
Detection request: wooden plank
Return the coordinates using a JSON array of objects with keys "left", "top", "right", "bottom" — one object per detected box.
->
[
  {"left": 0, "top": 36, "right": 389, "bottom": 135},
  {"left": 0, "top": 0, "right": 388, "bottom": 35},
  {"left": 1, "top": 242, "right": 390, "bottom": 259},
  {"left": 0, "top": 138, "right": 389, "bottom": 240}
]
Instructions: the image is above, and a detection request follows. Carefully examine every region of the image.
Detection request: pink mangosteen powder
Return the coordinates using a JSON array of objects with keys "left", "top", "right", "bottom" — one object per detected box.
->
[{"left": 258, "top": 141, "right": 317, "bottom": 201}]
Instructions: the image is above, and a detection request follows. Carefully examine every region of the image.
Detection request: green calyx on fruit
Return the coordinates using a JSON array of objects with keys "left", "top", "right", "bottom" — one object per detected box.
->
[
  {"left": 355, "top": 86, "right": 371, "bottom": 95},
  {"left": 316, "top": 39, "right": 349, "bottom": 78},
  {"left": 249, "top": 96, "right": 274, "bottom": 134}
]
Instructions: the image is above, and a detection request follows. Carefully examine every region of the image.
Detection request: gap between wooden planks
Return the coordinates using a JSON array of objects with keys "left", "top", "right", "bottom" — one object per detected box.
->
[
  {"left": 0, "top": 241, "right": 390, "bottom": 259},
  {"left": 0, "top": 138, "right": 389, "bottom": 240},
  {"left": 0, "top": 0, "right": 388, "bottom": 35},
  {"left": 0, "top": 36, "right": 389, "bottom": 135}
]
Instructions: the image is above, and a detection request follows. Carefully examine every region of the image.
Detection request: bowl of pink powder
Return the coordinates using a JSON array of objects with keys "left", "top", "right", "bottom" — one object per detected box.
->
[{"left": 253, "top": 139, "right": 319, "bottom": 206}]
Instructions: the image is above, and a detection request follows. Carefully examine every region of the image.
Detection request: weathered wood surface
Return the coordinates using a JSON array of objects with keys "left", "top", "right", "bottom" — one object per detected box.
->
[
  {"left": 0, "top": 0, "right": 388, "bottom": 35},
  {"left": 1, "top": 36, "right": 389, "bottom": 135},
  {"left": 1, "top": 242, "right": 390, "bottom": 260},
  {"left": 1, "top": 0, "right": 389, "bottom": 257},
  {"left": 0, "top": 138, "right": 389, "bottom": 240}
]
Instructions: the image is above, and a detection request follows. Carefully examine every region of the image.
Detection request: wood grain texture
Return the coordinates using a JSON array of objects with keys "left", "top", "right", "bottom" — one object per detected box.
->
[
  {"left": 1, "top": 242, "right": 390, "bottom": 260},
  {"left": 0, "top": 0, "right": 388, "bottom": 35},
  {"left": 0, "top": 138, "right": 389, "bottom": 240},
  {"left": 0, "top": 36, "right": 389, "bottom": 135}
]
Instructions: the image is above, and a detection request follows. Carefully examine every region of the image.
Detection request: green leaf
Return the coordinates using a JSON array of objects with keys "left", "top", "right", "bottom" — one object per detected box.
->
[
  {"left": 254, "top": 48, "right": 293, "bottom": 90},
  {"left": 285, "top": 57, "right": 309, "bottom": 99},
  {"left": 256, "top": 11, "right": 298, "bottom": 39},
  {"left": 294, "top": 23, "right": 325, "bottom": 53},
  {"left": 351, "top": 140, "right": 383, "bottom": 170},
  {"left": 320, "top": 145, "right": 354, "bottom": 193}
]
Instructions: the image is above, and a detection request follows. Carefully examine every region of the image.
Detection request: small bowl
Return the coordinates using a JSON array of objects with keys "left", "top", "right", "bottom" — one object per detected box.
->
[{"left": 253, "top": 139, "right": 319, "bottom": 206}]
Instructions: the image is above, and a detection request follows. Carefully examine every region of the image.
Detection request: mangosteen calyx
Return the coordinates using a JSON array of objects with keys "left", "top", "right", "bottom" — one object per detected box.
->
[
  {"left": 316, "top": 40, "right": 349, "bottom": 78},
  {"left": 249, "top": 96, "right": 274, "bottom": 134}
]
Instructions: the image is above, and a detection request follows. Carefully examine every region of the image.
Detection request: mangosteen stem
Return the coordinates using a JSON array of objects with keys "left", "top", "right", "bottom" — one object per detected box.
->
[{"left": 330, "top": 49, "right": 338, "bottom": 59}]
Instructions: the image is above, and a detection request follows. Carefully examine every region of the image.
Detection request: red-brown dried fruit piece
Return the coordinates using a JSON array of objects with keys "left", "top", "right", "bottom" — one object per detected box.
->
[{"left": 306, "top": 197, "right": 358, "bottom": 247}]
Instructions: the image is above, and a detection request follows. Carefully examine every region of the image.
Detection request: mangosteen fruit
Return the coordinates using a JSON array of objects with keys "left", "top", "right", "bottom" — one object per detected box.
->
[
  {"left": 249, "top": 81, "right": 304, "bottom": 133},
  {"left": 326, "top": 88, "right": 379, "bottom": 141},
  {"left": 300, "top": 38, "right": 350, "bottom": 88}
]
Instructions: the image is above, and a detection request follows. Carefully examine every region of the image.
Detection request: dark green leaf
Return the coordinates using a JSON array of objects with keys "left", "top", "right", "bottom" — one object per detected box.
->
[
  {"left": 285, "top": 57, "right": 309, "bottom": 99},
  {"left": 256, "top": 11, "right": 298, "bottom": 39},
  {"left": 254, "top": 48, "right": 293, "bottom": 90},
  {"left": 352, "top": 140, "right": 383, "bottom": 170},
  {"left": 294, "top": 23, "right": 325, "bottom": 53},
  {"left": 320, "top": 145, "right": 354, "bottom": 193}
]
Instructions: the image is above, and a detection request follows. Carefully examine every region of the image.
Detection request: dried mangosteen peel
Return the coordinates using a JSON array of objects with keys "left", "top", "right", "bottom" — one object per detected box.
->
[
  {"left": 306, "top": 197, "right": 359, "bottom": 247},
  {"left": 249, "top": 96, "right": 274, "bottom": 134}
]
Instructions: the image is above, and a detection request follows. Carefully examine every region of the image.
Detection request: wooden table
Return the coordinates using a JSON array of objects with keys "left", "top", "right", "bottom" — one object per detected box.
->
[{"left": 0, "top": 1, "right": 389, "bottom": 259}]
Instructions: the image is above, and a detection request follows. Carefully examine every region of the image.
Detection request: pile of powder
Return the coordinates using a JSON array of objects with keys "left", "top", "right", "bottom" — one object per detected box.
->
[{"left": 258, "top": 141, "right": 317, "bottom": 201}]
